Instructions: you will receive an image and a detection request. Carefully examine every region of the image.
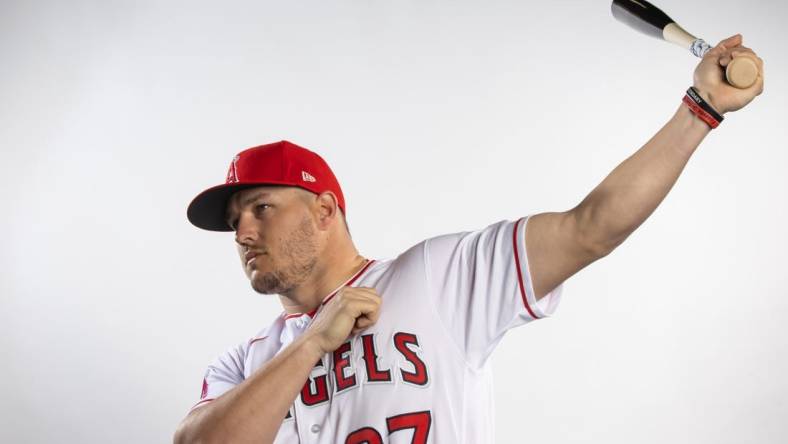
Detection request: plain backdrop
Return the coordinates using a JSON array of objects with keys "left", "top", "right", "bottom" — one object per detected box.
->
[{"left": 2, "top": 0, "right": 786, "bottom": 442}]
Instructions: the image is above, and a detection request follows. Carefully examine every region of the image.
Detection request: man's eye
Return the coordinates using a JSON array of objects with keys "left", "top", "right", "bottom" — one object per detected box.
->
[{"left": 256, "top": 204, "right": 270, "bottom": 212}]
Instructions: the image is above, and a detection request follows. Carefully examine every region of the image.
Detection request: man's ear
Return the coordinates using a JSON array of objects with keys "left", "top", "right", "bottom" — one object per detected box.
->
[{"left": 314, "top": 191, "right": 339, "bottom": 230}]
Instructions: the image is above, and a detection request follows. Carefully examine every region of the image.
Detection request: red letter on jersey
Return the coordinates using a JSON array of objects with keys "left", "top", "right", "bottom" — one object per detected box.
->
[
  {"left": 394, "top": 332, "right": 428, "bottom": 386},
  {"left": 301, "top": 358, "right": 329, "bottom": 406},
  {"left": 361, "top": 334, "right": 392, "bottom": 382},
  {"left": 333, "top": 341, "right": 357, "bottom": 392}
]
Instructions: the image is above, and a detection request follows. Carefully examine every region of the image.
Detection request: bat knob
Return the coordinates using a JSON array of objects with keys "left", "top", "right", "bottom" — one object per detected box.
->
[{"left": 725, "top": 56, "right": 759, "bottom": 89}]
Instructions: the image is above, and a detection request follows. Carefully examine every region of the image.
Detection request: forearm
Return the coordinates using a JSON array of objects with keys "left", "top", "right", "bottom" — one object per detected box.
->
[
  {"left": 576, "top": 102, "right": 711, "bottom": 254},
  {"left": 174, "top": 334, "right": 324, "bottom": 444}
]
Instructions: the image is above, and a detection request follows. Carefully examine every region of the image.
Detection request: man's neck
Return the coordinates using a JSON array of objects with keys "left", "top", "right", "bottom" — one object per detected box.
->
[{"left": 278, "top": 253, "right": 369, "bottom": 315}]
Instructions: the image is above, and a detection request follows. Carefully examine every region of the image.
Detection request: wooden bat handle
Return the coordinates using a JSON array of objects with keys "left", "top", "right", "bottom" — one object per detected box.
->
[{"left": 724, "top": 56, "right": 759, "bottom": 89}]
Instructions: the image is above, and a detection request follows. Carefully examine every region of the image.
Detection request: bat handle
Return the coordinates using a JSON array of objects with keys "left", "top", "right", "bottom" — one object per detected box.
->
[
  {"left": 690, "top": 38, "right": 713, "bottom": 58},
  {"left": 690, "top": 38, "right": 759, "bottom": 89}
]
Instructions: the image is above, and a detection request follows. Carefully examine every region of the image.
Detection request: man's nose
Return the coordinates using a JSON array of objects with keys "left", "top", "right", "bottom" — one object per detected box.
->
[{"left": 234, "top": 212, "right": 258, "bottom": 246}]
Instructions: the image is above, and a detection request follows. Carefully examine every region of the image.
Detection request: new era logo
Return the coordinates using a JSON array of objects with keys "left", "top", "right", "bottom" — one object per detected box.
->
[{"left": 302, "top": 171, "right": 316, "bottom": 182}]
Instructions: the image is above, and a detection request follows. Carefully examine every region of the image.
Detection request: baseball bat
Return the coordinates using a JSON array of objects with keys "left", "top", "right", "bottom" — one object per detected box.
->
[{"left": 611, "top": 0, "right": 759, "bottom": 89}]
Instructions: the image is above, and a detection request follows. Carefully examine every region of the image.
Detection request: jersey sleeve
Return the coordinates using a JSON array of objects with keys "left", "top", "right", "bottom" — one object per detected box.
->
[
  {"left": 423, "top": 216, "right": 563, "bottom": 368},
  {"left": 189, "top": 341, "right": 249, "bottom": 412}
]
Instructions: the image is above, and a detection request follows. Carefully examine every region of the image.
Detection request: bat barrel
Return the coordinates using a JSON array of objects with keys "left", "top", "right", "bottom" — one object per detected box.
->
[{"left": 611, "top": 0, "right": 675, "bottom": 39}]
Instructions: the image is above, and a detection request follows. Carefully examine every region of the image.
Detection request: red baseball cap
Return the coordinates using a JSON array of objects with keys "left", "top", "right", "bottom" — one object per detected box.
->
[{"left": 187, "top": 140, "right": 345, "bottom": 232}]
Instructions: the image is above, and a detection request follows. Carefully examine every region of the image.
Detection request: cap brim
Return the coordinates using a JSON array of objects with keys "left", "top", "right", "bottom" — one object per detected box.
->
[{"left": 187, "top": 183, "right": 263, "bottom": 232}]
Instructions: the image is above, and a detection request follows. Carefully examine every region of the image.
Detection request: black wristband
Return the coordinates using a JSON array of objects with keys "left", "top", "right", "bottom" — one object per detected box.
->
[{"left": 686, "top": 87, "right": 724, "bottom": 123}]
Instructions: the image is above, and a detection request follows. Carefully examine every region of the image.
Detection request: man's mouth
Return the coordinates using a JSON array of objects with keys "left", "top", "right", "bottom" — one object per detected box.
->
[{"left": 245, "top": 250, "right": 264, "bottom": 266}]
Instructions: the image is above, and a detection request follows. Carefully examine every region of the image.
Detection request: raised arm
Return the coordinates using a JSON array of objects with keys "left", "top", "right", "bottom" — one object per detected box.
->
[{"left": 525, "top": 34, "right": 764, "bottom": 300}]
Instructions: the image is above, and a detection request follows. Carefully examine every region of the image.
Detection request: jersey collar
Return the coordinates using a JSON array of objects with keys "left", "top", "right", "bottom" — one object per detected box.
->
[{"left": 282, "top": 259, "right": 376, "bottom": 321}]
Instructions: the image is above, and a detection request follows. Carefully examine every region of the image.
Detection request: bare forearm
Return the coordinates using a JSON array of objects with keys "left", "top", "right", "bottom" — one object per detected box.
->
[
  {"left": 174, "top": 334, "right": 324, "bottom": 444},
  {"left": 576, "top": 103, "right": 711, "bottom": 254}
]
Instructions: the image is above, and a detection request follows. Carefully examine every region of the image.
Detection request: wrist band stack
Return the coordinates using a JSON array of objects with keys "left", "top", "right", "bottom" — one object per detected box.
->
[{"left": 682, "top": 87, "right": 724, "bottom": 129}]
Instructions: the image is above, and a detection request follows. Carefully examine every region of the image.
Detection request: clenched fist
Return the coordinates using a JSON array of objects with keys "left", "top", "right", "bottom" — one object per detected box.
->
[
  {"left": 693, "top": 34, "right": 764, "bottom": 115},
  {"left": 302, "top": 287, "right": 382, "bottom": 355}
]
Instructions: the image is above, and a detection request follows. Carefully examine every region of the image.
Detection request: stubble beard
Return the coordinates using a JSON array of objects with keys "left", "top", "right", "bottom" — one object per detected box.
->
[{"left": 251, "top": 215, "right": 319, "bottom": 296}]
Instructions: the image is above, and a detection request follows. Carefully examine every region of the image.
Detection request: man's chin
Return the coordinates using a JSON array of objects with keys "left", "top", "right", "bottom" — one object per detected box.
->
[
  {"left": 250, "top": 281, "right": 278, "bottom": 295},
  {"left": 250, "top": 272, "right": 289, "bottom": 295}
]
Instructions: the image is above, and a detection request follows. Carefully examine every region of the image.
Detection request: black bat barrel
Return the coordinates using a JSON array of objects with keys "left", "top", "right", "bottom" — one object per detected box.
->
[{"left": 611, "top": 0, "right": 676, "bottom": 39}]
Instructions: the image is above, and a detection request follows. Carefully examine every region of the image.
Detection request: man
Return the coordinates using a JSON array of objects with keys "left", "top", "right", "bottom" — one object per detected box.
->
[{"left": 174, "top": 35, "right": 763, "bottom": 443}]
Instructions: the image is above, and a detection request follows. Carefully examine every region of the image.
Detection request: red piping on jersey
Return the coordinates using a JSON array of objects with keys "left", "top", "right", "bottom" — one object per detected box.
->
[
  {"left": 281, "top": 259, "right": 377, "bottom": 319},
  {"left": 190, "top": 398, "right": 215, "bottom": 411},
  {"left": 513, "top": 219, "right": 540, "bottom": 319},
  {"left": 318, "top": 259, "right": 376, "bottom": 310},
  {"left": 248, "top": 336, "right": 268, "bottom": 346}
]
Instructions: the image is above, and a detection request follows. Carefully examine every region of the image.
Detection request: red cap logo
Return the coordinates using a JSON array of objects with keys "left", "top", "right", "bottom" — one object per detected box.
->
[{"left": 226, "top": 155, "right": 240, "bottom": 183}]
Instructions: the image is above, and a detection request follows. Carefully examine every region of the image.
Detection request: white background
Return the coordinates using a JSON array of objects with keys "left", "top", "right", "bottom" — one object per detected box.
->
[{"left": 2, "top": 0, "right": 786, "bottom": 442}]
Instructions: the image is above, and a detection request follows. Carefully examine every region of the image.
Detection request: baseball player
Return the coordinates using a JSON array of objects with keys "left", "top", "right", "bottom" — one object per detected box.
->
[{"left": 174, "top": 35, "right": 763, "bottom": 443}]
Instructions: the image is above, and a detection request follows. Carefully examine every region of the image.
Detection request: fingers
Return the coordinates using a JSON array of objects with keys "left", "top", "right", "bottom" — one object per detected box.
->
[
  {"left": 707, "top": 34, "right": 743, "bottom": 59},
  {"left": 712, "top": 34, "right": 764, "bottom": 68},
  {"left": 354, "top": 289, "right": 381, "bottom": 333},
  {"left": 335, "top": 286, "right": 382, "bottom": 335},
  {"left": 719, "top": 46, "right": 764, "bottom": 91},
  {"left": 717, "top": 33, "right": 743, "bottom": 49},
  {"left": 351, "top": 316, "right": 375, "bottom": 336},
  {"left": 338, "top": 287, "right": 381, "bottom": 313},
  {"left": 349, "top": 313, "right": 377, "bottom": 336},
  {"left": 720, "top": 46, "right": 761, "bottom": 67},
  {"left": 306, "top": 286, "right": 383, "bottom": 354}
]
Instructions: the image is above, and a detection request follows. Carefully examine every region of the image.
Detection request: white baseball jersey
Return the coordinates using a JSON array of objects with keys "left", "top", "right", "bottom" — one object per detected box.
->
[{"left": 190, "top": 217, "right": 563, "bottom": 443}]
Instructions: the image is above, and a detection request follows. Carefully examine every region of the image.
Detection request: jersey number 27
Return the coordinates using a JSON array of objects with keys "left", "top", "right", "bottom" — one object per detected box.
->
[{"left": 345, "top": 410, "right": 431, "bottom": 444}]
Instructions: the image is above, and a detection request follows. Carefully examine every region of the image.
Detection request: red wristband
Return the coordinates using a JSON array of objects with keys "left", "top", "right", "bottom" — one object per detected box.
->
[
  {"left": 682, "top": 95, "right": 721, "bottom": 128},
  {"left": 682, "top": 88, "right": 723, "bottom": 129}
]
